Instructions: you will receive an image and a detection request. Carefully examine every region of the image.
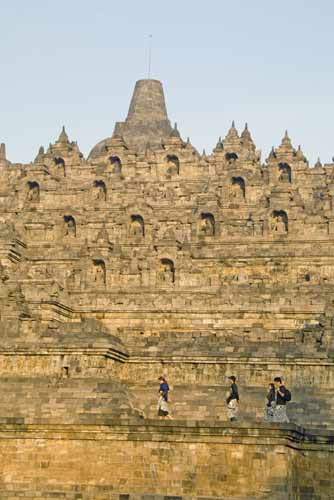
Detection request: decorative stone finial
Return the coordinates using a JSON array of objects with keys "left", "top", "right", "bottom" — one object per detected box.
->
[
  {"left": 278, "top": 130, "right": 294, "bottom": 152},
  {"left": 170, "top": 122, "right": 181, "bottom": 139},
  {"left": 0, "top": 143, "right": 6, "bottom": 161},
  {"left": 224, "top": 121, "right": 240, "bottom": 145},
  {"left": 214, "top": 137, "right": 224, "bottom": 152},
  {"left": 282, "top": 130, "right": 291, "bottom": 144},
  {"left": 296, "top": 145, "right": 304, "bottom": 160},
  {"left": 58, "top": 126, "right": 69, "bottom": 144},
  {"left": 315, "top": 157, "right": 322, "bottom": 168},
  {"left": 268, "top": 146, "right": 276, "bottom": 160},
  {"left": 241, "top": 123, "right": 254, "bottom": 146},
  {"left": 34, "top": 146, "right": 45, "bottom": 162}
]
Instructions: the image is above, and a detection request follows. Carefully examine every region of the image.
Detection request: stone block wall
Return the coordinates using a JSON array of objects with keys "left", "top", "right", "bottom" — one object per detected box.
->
[{"left": 0, "top": 421, "right": 331, "bottom": 499}]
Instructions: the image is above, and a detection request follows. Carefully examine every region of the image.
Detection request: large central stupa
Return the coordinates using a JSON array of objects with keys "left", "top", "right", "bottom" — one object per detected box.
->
[{"left": 89, "top": 79, "right": 173, "bottom": 157}]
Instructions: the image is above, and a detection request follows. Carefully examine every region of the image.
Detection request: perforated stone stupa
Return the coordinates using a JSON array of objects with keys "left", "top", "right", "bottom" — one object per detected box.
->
[{"left": 0, "top": 79, "right": 333, "bottom": 499}]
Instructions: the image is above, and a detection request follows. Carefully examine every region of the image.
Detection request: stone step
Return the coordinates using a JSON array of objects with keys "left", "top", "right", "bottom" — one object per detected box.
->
[{"left": 128, "top": 383, "right": 334, "bottom": 426}]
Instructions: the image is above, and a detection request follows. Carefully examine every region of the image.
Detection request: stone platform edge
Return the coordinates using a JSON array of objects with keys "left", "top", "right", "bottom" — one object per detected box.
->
[{"left": 0, "top": 419, "right": 333, "bottom": 451}]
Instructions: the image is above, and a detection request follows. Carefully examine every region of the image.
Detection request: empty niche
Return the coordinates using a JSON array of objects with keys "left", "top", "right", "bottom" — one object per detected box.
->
[
  {"left": 198, "top": 213, "right": 215, "bottom": 236},
  {"left": 271, "top": 210, "right": 288, "bottom": 233},
  {"left": 93, "top": 180, "right": 107, "bottom": 201},
  {"left": 109, "top": 156, "right": 122, "bottom": 174},
  {"left": 26, "top": 181, "right": 40, "bottom": 202},
  {"left": 92, "top": 259, "right": 106, "bottom": 285},
  {"left": 130, "top": 215, "right": 145, "bottom": 237},
  {"left": 166, "top": 154, "right": 179, "bottom": 175},
  {"left": 158, "top": 258, "right": 175, "bottom": 284},
  {"left": 278, "top": 163, "right": 291, "bottom": 183},
  {"left": 64, "top": 215, "right": 76, "bottom": 237},
  {"left": 231, "top": 176, "right": 245, "bottom": 199}
]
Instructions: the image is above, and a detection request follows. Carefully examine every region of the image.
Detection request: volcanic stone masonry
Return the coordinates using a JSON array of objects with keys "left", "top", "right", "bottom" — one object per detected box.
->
[{"left": 0, "top": 79, "right": 334, "bottom": 499}]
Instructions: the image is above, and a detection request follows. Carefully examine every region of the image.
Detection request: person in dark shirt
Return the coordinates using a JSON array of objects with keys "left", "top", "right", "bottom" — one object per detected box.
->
[
  {"left": 226, "top": 375, "right": 239, "bottom": 422},
  {"left": 157, "top": 376, "right": 172, "bottom": 419},
  {"left": 272, "top": 377, "right": 290, "bottom": 423},
  {"left": 264, "top": 383, "right": 276, "bottom": 422}
]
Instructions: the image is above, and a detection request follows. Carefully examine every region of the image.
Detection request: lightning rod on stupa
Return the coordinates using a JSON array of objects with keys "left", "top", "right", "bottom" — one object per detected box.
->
[{"left": 147, "top": 34, "right": 152, "bottom": 79}]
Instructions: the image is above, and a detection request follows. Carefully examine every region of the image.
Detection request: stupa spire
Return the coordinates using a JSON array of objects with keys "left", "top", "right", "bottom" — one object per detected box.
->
[
  {"left": 90, "top": 79, "right": 174, "bottom": 157},
  {"left": 223, "top": 120, "right": 240, "bottom": 146},
  {"left": 34, "top": 146, "right": 45, "bottom": 162},
  {"left": 126, "top": 79, "right": 169, "bottom": 123},
  {"left": 315, "top": 157, "right": 322, "bottom": 168},
  {"left": 57, "top": 126, "right": 69, "bottom": 144},
  {"left": 282, "top": 130, "right": 292, "bottom": 147},
  {"left": 241, "top": 122, "right": 254, "bottom": 145}
]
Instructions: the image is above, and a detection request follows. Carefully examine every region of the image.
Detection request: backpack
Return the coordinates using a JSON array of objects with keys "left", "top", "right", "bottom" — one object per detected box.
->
[{"left": 284, "top": 389, "right": 292, "bottom": 402}]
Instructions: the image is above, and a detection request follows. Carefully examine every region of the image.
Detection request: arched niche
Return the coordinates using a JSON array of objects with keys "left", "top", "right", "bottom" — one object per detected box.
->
[
  {"left": 64, "top": 215, "right": 76, "bottom": 237},
  {"left": 158, "top": 258, "right": 175, "bottom": 284},
  {"left": 109, "top": 156, "right": 122, "bottom": 174},
  {"left": 226, "top": 152, "right": 238, "bottom": 165},
  {"left": 27, "top": 181, "right": 40, "bottom": 202},
  {"left": 92, "top": 259, "right": 106, "bottom": 285},
  {"left": 93, "top": 180, "right": 107, "bottom": 201},
  {"left": 271, "top": 210, "right": 288, "bottom": 234},
  {"left": 278, "top": 162, "right": 291, "bottom": 183},
  {"left": 54, "top": 157, "right": 65, "bottom": 166},
  {"left": 198, "top": 212, "right": 215, "bottom": 236},
  {"left": 130, "top": 214, "right": 145, "bottom": 237},
  {"left": 231, "top": 176, "right": 245, "bottom": 199},
  {"left": 166, "top": 154, "right": 180, "bottom": 175}
]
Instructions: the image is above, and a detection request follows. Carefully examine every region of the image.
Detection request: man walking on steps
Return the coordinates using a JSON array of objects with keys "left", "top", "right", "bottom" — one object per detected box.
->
[
  {"left": 226, "top": 375, "right": 239, "bottom": 422},
  {"left": 272, "top": 377, "right": 291, "bottom": 423}
]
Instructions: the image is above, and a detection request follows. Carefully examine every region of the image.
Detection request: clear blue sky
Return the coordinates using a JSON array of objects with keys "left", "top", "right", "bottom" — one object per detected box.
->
[{"left": 1, "top": 0, "right": 333, "bottom": 164}]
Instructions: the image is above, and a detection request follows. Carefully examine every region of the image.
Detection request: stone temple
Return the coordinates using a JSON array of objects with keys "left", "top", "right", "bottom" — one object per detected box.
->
[{"left": 0, "top": 78, "right": 333, "bottom": 499}]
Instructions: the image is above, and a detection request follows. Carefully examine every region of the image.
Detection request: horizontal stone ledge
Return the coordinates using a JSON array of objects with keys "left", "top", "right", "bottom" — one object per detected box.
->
[
  {"left": 0, "top": 420, "right": 332, "bottom": 450},
  {"left": 127, "top": 356, "right": 334, "bottom": 365},
  {"left": 0, "top": 352, "right": 331, "bottom": 366},
  {"left": 0, "top": 348, "right": 111, "bottom": 356},
  {"left": 77, "top": 309, "right": 325, "bottom": 315}
]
